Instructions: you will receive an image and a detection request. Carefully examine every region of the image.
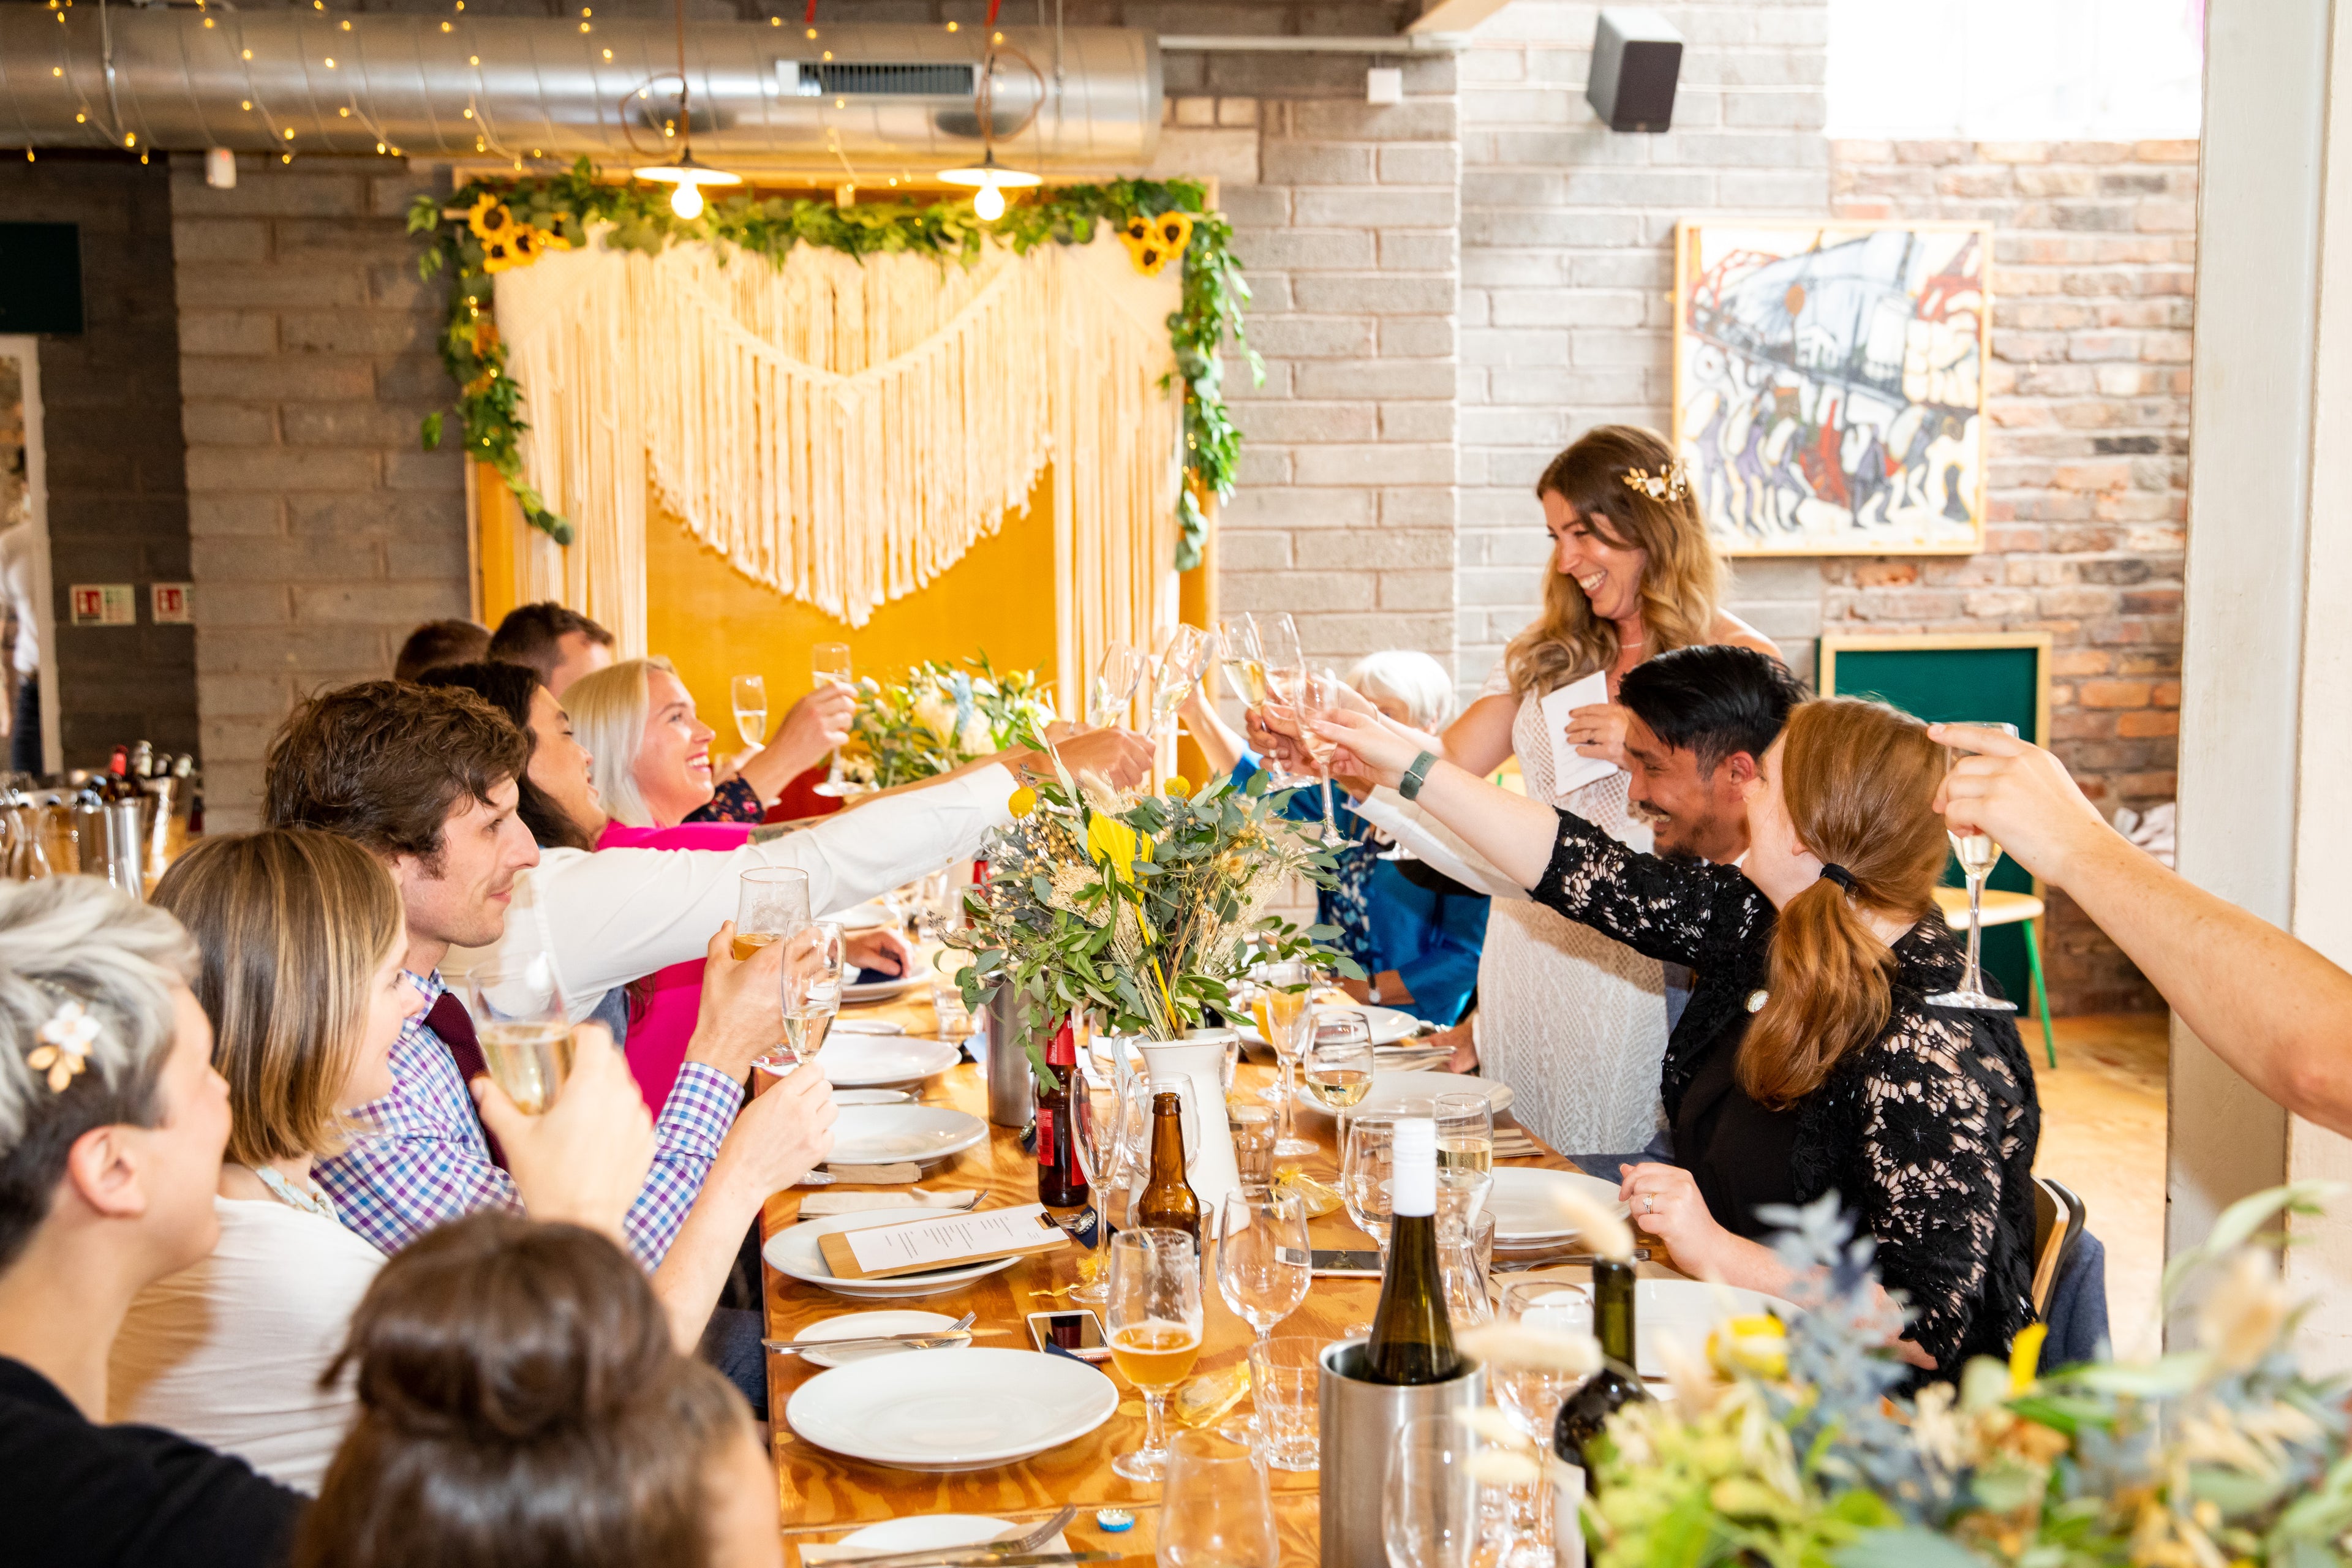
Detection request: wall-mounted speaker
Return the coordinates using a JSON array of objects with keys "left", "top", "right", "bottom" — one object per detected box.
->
[{"left": 1586, "top": 8, "right": 1684, "bottom": 134}]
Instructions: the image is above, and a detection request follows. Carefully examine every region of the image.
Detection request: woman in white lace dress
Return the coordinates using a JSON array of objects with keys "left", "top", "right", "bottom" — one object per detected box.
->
[{"left": 1445, "top": 427, "right": 1776, "bottom": 1153}]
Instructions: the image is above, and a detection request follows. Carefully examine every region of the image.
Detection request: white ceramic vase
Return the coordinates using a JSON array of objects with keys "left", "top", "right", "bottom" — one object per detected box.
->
[{"left": 1133, "top": 1028, "right": 1243, "bottom": 1217}]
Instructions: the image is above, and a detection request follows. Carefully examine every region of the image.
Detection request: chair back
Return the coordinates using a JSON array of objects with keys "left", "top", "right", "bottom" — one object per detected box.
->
[{"left": 2031, "top": 1175, "right": 2087, "bottom": 1317}]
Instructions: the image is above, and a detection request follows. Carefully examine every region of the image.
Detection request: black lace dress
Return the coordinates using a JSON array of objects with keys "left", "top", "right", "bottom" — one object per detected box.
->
[{"left": 1530, "top": 810, "right": 2041, "bottom": 1378}]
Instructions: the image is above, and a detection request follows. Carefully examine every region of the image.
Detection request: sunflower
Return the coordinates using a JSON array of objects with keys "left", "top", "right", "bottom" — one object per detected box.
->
[
  {"left": 480, "top": 235, "right": 521, "bottom": 273},
  {"left": 466, "top": 192, "right": 516, "bottom": 244},
  {"left": 1117, "top": 210, "right": 1195, "bottom": 277}
]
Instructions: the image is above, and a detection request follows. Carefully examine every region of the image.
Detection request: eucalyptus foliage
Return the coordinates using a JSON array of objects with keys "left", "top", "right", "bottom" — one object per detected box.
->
[{"left": 407, "top": 159, "right": 1257, "bottom": 564}]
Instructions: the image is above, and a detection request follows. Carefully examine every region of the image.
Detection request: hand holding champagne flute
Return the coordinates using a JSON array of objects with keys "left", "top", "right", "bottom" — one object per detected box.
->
[
  {"left": 464, "top": 950, "right": 574, "bottom": 1115},
  {"left": 810, "top": 642, "right": 856, "bottom": 797},
  {"left": 777, "top": 919, "right": 845, "bottom": 1067},
  {"left": 1929, "top": 720, "right": 2021, "bottom": 1012}
]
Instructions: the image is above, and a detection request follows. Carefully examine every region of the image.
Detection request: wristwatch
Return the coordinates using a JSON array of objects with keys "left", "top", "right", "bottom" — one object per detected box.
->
[{"left": 1399, "top": 750, "right": 1440, "bottom": 801}]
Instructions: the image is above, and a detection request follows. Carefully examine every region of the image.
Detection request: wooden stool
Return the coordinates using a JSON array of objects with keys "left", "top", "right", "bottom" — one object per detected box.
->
[{"left": 1931, "top": 886, "right": 2056, "bottom": 1068}]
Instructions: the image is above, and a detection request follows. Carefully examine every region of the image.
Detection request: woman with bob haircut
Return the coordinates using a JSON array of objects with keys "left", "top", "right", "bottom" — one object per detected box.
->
[
  {"left": 292, "top": 1212, "right": 781, "bottom": 1568},
  {"left": 1316, "top": 696, "right": 2041, "bottom": 1379}
]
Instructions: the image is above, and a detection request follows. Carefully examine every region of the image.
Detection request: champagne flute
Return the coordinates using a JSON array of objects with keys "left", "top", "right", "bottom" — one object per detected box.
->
[
  {"left": 1088, "top": 643, "right": 1149, "bottom": 729},
  {"left": 1107, "top": 1227, "right": 1204, "bottom": 1483},
  {"left": 1215, "top": 1187, "right": 1312, "bottom": 1343},
  {"left": 1256, "top": 615, "right": 1319, "bottom": 790},
  {"left": 1214, "top": 614, "right": 1270, "bottom": 707},
  {"left": 462, "top": 949, "right": 575, "bottom": 1115},
  {"left": 1341, "top": 1112, "right": 1398, "bottom": 1261},
  {"left": 1303, "top": 665, "right": 1347, "bottom": 847},
  {"left": 734, "top": 867, "right": 811, "bottom": 960},
  {"left": 1069, "top": 1065, "right": 1134, "bottom": 1303},
  {"left": 809, "top": 643, "right": 856, "bottom": 797},
  {"left": 1251, "top": 960, "right": 1318, "bottom": 1158},
  {"left": 729, "top": 674, "right": 769, "bottom": 752},
  {"left": 1928, "top": 720, "right": 2021, "bottom": 1011},
  {"left": 768, "top": 919, "right": 844, "bottom": 1071},
  {"left": 1303, "top": 1010, "right": 1375, "bottom": 1111},
  {"left": 1148, "top": 624, "right": 1211, "bottom": 745}
]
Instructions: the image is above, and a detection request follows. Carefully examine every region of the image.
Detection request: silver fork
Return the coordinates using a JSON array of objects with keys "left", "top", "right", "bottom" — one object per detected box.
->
[
  {"left": 835, "top": 1508, "right": 1077, "bottom": 1568},
  {"left": 763, "top": 1310, "right": 978, "bottom": 1357}
]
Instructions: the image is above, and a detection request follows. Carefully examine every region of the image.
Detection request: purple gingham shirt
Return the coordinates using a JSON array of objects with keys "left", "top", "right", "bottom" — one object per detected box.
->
[{"left": 315, "top": 970, "right": 740, "bottom": 1268}]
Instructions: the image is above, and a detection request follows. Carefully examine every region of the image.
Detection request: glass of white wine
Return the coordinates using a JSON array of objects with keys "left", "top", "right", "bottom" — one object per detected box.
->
[
  {"left": 1087, "top": 643, "right": 1149, "bottom": 728},
  {"left": 1251, "top": 960, "right": 1318, "bottom": 1158},
  {"left": 463, "top": 951, "right": 575, "bottom": 1116},
  {"left": 1256, "top": 615, "right": 1317, "bottom": 789},
  {"left": 1106, "top": 1227, "right": 1204, "bottom": 1483},
  {"left": 1147, "top": 623, "right": 1211, "bottom": 744},
  {"left": 1303, "top": 1011, "right": 1374, "bottom": 1113},
  {"left": 772, "top": 919, "right": 845, "bottom": 1070},
  {"left": 1214, "top": 614, "right": 1269, "bottom": 707},
  {"left": 1928, "top": 720, "right": 2021, "bottom": 1012},
  {"left": 809, "top": 643, "right": 856, "bottom": 797},
  {"left": 728, "top": 673, "right": 768, "bottom": 752},
  {"left": 1434, "top": 1091, "right": 1493, "bottom": 1173},
  {"left": 734, "top": 867, "right": 810, "bottom": 960}
]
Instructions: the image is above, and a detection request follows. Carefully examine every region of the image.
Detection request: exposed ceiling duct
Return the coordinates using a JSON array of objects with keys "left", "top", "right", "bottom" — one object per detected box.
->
[{"left": 0, "top": 9, "right": 1159, "bottom": 176}]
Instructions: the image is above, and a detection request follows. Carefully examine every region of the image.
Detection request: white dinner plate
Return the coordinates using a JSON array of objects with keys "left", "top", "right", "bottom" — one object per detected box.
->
[
  {"left": 822, "top": 1036, "right": 962, "bottom": 1088},
  {"left": 1237, "top": 1001, "right": 1423, "bottom": 1049},
  {"left": 1292, "top": 1068, "right": 1514, "bottom": 1118},
  {"left": 844, "top": 972, "right": 927, "bottom": 1004},
  {"left": 763, "top": 1207, "right": 1022, "bottom": 1299},
  {"left": 790, "top": 1310, "right": 967, "bottom": 1370},
  {"left": 832, "top": 1088, "right": 913, "bottom": 1106},
  {"left": 1634, "top": 1280, "right": 1796, "bottom": 1380},
  {"left": 1483, "top": 1165, "right": 1628, "bottom": 1243},
  {"left": 832, "top": 900, "right": 895, "bottom": 931},
  {"left": 837, "top": 1515, "right": 1070, "bottom": 1555},
  {"left": 827, "top": 1104, "right": 988, "bottom": 1167},
  {"left": 786, "top": 1347, "right": 1118, "bottom": 1471}
]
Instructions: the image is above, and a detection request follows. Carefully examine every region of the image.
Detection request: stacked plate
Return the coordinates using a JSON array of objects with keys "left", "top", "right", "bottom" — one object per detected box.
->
[
  {"left": 764, "top": 1208, "right": 1020, "bottom": 1300},
  {"left": 786, "top": 1348, "right": 1118, "bottom": 1471},
  {"left": 843, "top": 972, "right": 927, "bottom": 1004},
  {"left": 1486, "top": 1166, "right": 1628, "bottom": 1253},
  {"left": 1236, "top": 1001, "right": 1425, "bottom": 1049},
  {"left": 826, "top": 1104, "right": 987, "bottom": 1168},
  {"left": 822, "top": 1035, "right": 961, "bottom": 1089},
  {"left": 1292, "top": 1067, "right": 1515, "bottom": 1118}
]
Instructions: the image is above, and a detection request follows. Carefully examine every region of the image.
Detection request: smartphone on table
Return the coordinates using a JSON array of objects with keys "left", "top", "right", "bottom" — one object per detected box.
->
[{"left": 1026, "top": 1308, "right": 1111, "bottom": 1361}]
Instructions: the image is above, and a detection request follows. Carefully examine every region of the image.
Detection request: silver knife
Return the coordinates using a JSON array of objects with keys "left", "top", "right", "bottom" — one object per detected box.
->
[
  {"left": 761, "top": 1330, "right": 974, "bottom": 1355},
  {"left": 822, "top": 1552, "right": 1115, "bottom": 1568}
]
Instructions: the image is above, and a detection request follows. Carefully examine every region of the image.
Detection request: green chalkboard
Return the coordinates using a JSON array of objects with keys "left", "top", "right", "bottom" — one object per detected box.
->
[{"left": 1816, "top": 637, "right": 2049, "bottom": 1010}]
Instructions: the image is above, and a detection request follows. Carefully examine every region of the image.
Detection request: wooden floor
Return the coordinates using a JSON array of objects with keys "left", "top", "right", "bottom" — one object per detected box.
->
[{"left": 2030, "top": 1012, "right": 2169, "bottom": 1360}]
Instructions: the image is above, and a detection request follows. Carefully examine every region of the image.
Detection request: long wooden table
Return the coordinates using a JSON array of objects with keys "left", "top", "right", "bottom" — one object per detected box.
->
[{"left": 761, "top": 992, "right": 1638, "bottom": 1556}]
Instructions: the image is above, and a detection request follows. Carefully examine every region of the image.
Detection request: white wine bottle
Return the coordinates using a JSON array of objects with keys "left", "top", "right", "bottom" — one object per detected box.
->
[
  {"left": 1359, "top": 1117, "right": 1463, "bottom": 1386},
  {"left": 1552, "top": 1258, "right": 1648, "bottom": 1478}
]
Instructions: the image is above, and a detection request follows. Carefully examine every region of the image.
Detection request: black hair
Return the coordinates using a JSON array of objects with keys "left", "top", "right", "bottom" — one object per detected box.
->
[
  {"left": 415, "top": 663, "right": 599, "bottom": 853},
  {"left": 1616, "top": 644, "right": 1808, "bottom": 777}
]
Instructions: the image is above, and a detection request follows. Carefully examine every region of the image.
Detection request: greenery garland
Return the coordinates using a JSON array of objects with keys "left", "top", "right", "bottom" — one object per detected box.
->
[{"left": 407, "top": 159, "right": 1257, "bottom": 568}]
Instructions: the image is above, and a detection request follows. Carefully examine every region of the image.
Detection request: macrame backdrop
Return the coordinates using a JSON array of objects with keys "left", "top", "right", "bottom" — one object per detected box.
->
[{"left": 489, "top": 228, "right": 1184, "bottom": 720}]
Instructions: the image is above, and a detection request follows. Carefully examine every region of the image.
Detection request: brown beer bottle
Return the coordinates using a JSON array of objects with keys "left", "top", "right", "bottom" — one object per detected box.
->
[
  {"left": 1035, "top": 1018, "right": 1089, "bottom": 1208},
  {"left": 1130, "top": 1090, "right": 1201, "bottom": 1248}
]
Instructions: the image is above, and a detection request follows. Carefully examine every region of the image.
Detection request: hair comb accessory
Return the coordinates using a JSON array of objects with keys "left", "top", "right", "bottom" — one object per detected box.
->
[
  {"left": 1818, "top": 864, "right": 1856, "bottom": 894},
  {"left": 26, "top": 994, "right": 100, "bottom": 1093},
  {"left": 1619, "top": 460, "right": 1691, "bottom": 503}
]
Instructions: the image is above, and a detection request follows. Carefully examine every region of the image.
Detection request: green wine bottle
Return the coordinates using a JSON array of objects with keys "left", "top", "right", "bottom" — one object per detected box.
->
[
  {"left": 1552, "top": 1258, "right": 1648, "bottom": 1477},
  {"left": 1360, "top": 1117, "right": 1464, "bottom": 1385}
]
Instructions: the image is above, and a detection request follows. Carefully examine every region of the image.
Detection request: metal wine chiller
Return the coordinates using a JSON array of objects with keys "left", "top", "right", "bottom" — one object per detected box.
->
[
  {"left": 979, "top": 986, "right": 1037, "bottom": 1128},
  {"left": 1317, "top": 1338, "right": 1487, "bottom": 1568}
]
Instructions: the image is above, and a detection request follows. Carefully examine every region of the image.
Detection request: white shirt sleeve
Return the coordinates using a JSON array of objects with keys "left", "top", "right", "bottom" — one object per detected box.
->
[
  {"left": 1352, "top": 786, "right": 1531, "bottom": 903},
  {"left": 456, "top": 763, "right": 1019, "bottom": 1014}
]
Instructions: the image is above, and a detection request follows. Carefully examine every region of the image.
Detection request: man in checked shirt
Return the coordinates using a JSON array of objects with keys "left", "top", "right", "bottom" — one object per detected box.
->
[{"left": 258, "top": 681, "right": 837, "bottom": 1413}]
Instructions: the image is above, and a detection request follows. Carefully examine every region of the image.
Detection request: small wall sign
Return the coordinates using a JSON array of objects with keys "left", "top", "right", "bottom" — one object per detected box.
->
[
  {"left": 151, "top": 583, "right": 192, "bottom": 624},
  {"left": 69, "top": 584, "right": 137, "bottom": 627}
]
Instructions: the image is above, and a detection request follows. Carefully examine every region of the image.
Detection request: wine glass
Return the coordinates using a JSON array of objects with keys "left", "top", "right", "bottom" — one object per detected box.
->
[
  {"left": 462, "top": 948, "right": 573, "bottom": 1115},
  {"left": 1069, "top": 1065, "right": 1135, "bottom": 1304},
  {"left": 1255, "top": 614, "right": 1319, "bottom": 789},
  {"left": 1107, "top": 1228, "right": 1204, "bottom": 1483},
  {"left": 1251, "top": 960, "right": 1318, "bottom": 1158},
  {"left": 1384, "top": 1414, "right": 1487, "bottom": 1568},
  {"left": 1341, "top": 1112, "right": 1398, "bottom": 1261},
  {"left": 1216, "top": 1188, "right": 1312, "bottom": 1343},
  {"left": 1303, "top": 666, "right": 1348, "bottom": 846},
  {"left": 764, "top": 919, "right": 843, "bottom": 1073},
  {"left": 1434, "top": 1091, "right": 1493, "bottom": 1175},
  {"left": 734, "top": 867, "right": 811, "bottom": 959},
  {"left": 1140, "top": 1074, "right": 1206, "bottom": 1174},
  {"left": 1087, "top": 643, "right": 1149, "bottom": 729},
  {"left": 1490, "top": 1281, "right": 1596, "bottom": 1566},
  {"left": 1148, "top": 624, "right": 1212, "bottom": 744},
  {"left": 1158, "top": 1430, "right": 1277, "bottom": 1568},
  {"left": 729, "top": 674, "right": 769, "bottom": 752},
  {"left": 1928, "top": 720, "right": 2021, "bottom": 1011},
  {"left": 810, "top": 643, "right": 856, "bottom": 797},
  {"left": 1303, "top": 1010, "right": 1375, "bottom": 1114},
  {"left": 1214, "top": 614, "right": 1270, "bottom": 709}
]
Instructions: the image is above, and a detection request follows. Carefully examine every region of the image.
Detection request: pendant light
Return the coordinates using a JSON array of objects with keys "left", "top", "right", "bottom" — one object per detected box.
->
[
  {"left": 631, "top": 0, "right": 739, "bottom": 219},
  {"left": 939, "top": 42, "right": 1041, "bottom": 221}
]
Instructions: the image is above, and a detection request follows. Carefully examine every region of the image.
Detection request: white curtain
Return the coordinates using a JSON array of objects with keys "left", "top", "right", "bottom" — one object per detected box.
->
[{"left": 491, "top": 228, "right": 1184, "bottom": 718}]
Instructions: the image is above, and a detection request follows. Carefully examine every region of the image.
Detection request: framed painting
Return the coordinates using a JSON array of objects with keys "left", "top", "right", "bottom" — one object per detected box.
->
[{"left": 1672, "top": 219, "right": 1992, "bottom": 557}]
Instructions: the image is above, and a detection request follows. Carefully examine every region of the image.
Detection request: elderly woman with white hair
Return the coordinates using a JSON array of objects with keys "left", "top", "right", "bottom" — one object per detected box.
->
[{"left": 1181, "top": 649, "right": 1488, "bottom": 1028}]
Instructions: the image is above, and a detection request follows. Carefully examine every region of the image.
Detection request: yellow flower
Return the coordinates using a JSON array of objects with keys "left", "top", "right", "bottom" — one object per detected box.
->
[
  {"left": 1708, "top": 1313, "right": 1789, "bottom": 1381},
  {"left": 466, "top": 192, "right": 515, "bottom": 244},
  {"left": 1165, "top": 774, "right": 1191, "bottom": 799},
  {"left": 2007, "top": 1321, "right": 2047, "bottom": 1392},
  {"left": 1086, "top": 810, "right": 1150, "bottom": 883},
  {"left": 1008, "top": 785, "right": 1036, "bottom": 818}
]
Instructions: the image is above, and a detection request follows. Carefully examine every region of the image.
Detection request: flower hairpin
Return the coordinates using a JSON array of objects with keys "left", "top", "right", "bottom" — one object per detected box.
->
[
  {"left": 27, "top": 997, "right": 100, "bottom": 1093},
  {"left": 1621, "top": 460, "right": 1691, "bottom": 503}
]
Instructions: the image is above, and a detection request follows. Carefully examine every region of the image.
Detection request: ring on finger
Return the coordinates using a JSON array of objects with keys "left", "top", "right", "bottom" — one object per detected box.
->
[{"left": 1643, "top": 1193, "right": 1656, "bottom": 1215}]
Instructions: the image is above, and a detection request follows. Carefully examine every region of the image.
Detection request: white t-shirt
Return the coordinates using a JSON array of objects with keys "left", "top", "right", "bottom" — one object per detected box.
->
[
  {"left": 0, "top": 524, "right": 39, "bottom": 676},
  {"left": 108, "top": 1193, "right": 384, "bottom": 1493}
]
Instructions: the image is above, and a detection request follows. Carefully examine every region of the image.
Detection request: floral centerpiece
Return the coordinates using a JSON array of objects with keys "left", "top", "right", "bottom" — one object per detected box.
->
[
  {"left": 945, "top": 754, "right": 1363, "bottom": 1082},
  {"left": 837, "top": 656, "right": 1057, "bottom": 792},
  {"left": 1463, "top": 1183, "right": 2352, "bottom": 1568}
]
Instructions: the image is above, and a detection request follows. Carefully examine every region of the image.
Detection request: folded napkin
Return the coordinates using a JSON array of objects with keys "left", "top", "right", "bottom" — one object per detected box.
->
[{"left": 796, "top": 1187, "right": 984, "bottom": 1217}]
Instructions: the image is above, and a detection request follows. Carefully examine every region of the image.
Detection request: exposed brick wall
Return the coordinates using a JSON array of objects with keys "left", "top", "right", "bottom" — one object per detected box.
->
[
  {"left": 170, "top": 154, "right": 471, "bottom": 831},
  {"left": 0, "top": 153, "right": 200, "bottom": 766},
  {"left": 1828, "top": 137, "right": 2193, "bottom": 1014},
  {"left": 1456, "top": 0, "right": 1834, "bottom": 692}
]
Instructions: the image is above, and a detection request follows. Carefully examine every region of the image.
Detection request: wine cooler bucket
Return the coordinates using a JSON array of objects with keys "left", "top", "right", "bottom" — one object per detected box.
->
[
  {"left": 1316, "top": 1338, "right": 1487, "bottom": 1568},
  {"left": 979, "top": 987, "right": 1038, "bottom": 1128}
]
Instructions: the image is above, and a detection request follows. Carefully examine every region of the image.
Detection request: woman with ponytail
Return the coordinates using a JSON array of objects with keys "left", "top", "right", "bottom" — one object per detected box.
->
[{"left": 1314, "top": 696, "right": 2041, "bottom": 1379}]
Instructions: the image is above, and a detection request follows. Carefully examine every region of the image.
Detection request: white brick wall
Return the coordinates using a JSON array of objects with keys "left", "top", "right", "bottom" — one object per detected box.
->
[{"left": 1457, "top": 0, "right": 1832, "bottom": 692}]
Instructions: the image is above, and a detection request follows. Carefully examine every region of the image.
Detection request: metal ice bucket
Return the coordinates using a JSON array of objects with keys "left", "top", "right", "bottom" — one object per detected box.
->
[{"left": 1317, "top": 1338, "right": 1487, "bottom": 1568}]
